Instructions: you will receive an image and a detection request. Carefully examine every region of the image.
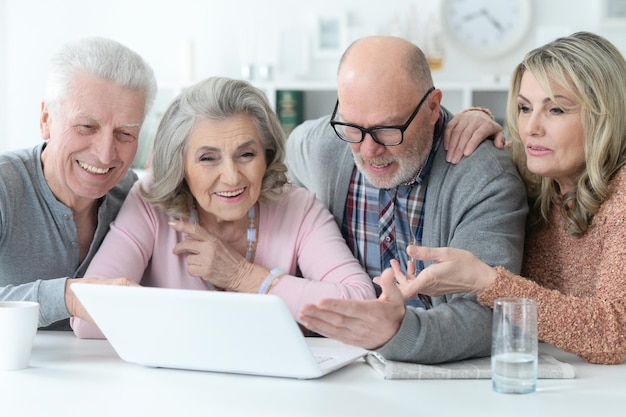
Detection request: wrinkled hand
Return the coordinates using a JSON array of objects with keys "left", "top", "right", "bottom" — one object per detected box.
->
[
  {"left": 299, "top": 270, "right": 406, "bottom": 350},
  {"left": 169, "top": 220, "right": 255, "bottom": 292},
  {"left": 66, "top": 277, "right": 139, "bottom": 324},
  {"left": 396, "top": 246, "right": 497, "bottom": 297},
  {"left": 444, "top": 109, "right": 506, "bottom": 164},
  {"left": 378, "top": 259, "right": 418, "bottom": 300}
]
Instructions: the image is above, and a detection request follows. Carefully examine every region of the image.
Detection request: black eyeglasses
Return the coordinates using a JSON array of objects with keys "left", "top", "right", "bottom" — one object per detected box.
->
[{"left": 330, "top": 86, "right": 435, "bottom": 146}]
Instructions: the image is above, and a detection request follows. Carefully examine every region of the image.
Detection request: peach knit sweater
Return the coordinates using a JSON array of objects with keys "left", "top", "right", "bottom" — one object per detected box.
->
[{"left": 479, "top": 166, "right": 626, "bottom": 364}]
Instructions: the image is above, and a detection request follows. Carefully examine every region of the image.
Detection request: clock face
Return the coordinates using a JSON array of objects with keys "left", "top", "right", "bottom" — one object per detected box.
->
[{"left": 441, "top": 0, "right": 532, "bottom": 57}]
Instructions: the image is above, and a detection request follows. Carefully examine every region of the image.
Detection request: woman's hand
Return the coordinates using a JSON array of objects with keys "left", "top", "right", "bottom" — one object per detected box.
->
[
  {"left": 169, "top": 220, "right": 258, "bottom": 292},
  {"left": 444, "top": 109, "right": 506, "bottom": 164},
  {"left": 385, "top": 246, "right": 498, "bottom": 299}
]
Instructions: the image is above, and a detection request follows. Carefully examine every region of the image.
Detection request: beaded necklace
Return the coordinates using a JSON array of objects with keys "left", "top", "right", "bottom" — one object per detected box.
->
[
  {"left": 245, "top": 205, "right": 257, "bottom": 262},
  {"left": 189, "top": 204, "right": 257, "bottom": 262}
]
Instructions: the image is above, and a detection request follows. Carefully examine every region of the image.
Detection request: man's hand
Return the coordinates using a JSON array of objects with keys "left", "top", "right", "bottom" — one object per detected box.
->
[
  {"left": 65, "top": 277, "right": 139, "bottom": 324},
  {"left": 299, "top": 270, "right": 406, "bottom": 350},
  {"left": 444, "top": 109, "right": 506, "bottom": 164}
]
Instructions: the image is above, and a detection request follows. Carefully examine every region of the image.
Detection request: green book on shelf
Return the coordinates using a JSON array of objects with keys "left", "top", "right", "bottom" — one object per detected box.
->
[{"left": 276, "top": 90, "right": 304, "bottom": 136}]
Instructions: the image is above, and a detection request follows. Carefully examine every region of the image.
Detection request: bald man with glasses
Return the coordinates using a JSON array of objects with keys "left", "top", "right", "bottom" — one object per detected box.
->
[{"left": 286, "top": 36, "right": 527, "bottom": 364}]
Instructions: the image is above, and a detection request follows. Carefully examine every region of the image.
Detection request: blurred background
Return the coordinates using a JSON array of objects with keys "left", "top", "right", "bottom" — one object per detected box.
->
[{"left": 1, "top": 0, "right": 624, "bottom": 155}]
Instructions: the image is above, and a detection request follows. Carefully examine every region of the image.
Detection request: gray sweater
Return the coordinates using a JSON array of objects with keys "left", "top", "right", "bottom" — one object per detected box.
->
[
  {"left": 0, "top": 144, "right": 136, "bottom": 329},
  {"left": 286, "top": 114, "right": 528, "bottom": 364}
]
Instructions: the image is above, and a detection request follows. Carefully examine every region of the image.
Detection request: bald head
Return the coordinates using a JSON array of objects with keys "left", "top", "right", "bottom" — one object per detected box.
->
[
  {"left": 335, "top": 36, "right": 437, "bottom": 131},
  {"left": 332, "top": 36, "right": 441, "bottom": 189},
  {"left": 338, "top": 36, "right": 433, "bottom": 98}
]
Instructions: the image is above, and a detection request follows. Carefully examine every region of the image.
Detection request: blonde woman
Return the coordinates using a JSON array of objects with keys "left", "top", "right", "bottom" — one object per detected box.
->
[{"left": 396, "top": 32, "right": 626, "bottom": 364}]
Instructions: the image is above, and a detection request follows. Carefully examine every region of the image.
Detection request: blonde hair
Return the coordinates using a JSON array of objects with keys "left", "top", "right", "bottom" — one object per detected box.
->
[{"left": 506, "top": 32, "right": 626, "bottom": 235}]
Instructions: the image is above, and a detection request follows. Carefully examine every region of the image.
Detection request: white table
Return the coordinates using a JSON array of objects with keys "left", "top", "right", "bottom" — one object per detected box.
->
[{"left": 2, "top": 331, "right": 625, "bottom": 417}]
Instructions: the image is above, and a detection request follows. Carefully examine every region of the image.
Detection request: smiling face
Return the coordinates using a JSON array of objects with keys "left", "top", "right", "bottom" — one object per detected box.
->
[
  {"left": 184, "top": 114, "right": 267, "bottom": 225},
  {"left": 341, "top": 91, "right": 436, "bottom": 189},
  {"left": 517, "top": 72, "right": 586, "bottom": 194},
  {"left": 40, "top": 73, "right": 145, "bottom": 210}
]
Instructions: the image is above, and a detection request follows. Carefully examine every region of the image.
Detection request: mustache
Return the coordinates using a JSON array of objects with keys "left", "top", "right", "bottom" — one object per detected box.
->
[{"left": 355, "top": 154, "right": 395, "bottom": 167}]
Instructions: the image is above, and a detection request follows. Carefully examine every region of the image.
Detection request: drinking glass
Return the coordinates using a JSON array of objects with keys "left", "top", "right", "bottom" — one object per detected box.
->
[{"left": 491, "top": 297, "right": 538, "bottom": 394}]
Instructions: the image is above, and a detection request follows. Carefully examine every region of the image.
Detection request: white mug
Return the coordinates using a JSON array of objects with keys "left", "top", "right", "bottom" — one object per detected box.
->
[{"left": 0, "top": 301, "right": 39, "bottom": 371}]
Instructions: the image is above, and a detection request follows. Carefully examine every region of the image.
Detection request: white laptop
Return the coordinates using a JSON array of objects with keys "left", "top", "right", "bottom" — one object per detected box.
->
[{"left": 71, "top": 283, "right": 367, "bottom": 379}]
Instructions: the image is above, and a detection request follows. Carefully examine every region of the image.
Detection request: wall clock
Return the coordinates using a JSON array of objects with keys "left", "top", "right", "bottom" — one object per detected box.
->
[{"left": 440, "top": 0, "right": 533, "bottom": 58}]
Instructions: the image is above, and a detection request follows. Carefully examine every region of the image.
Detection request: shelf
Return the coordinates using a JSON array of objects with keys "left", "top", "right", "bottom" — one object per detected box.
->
[
  {"left": 130, "top": 80, "right": 510, "bottom": 171},
  {"left": 254, "top": 81, "right": 337, "bottom": 125},
  {"left": 436, "top": 82, "right": 509, "bottom": 122},
  {"left": 254, "top": 81, "right": 509, "bottom": 126},
  {"left": 142, "top": 81, "right": 509, "bottom": 149}
]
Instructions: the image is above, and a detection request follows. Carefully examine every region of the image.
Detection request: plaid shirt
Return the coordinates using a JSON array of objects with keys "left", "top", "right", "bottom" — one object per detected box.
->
[{"left": 342, "top": 112, "right": 445, "bottom": 279}]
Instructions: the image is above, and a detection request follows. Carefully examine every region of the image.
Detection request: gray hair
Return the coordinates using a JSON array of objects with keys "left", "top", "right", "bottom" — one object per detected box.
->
[
  {"left": 44, "top": 36, "right": 157, "bottom": 120},
  {"left": 142, "top": 76, "right": 288, "bottom": 219}
]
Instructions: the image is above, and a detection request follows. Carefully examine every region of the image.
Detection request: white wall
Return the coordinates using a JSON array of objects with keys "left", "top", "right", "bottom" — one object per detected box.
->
[{"left": 1, "top": 0, "right": 625, "bottom": 152}]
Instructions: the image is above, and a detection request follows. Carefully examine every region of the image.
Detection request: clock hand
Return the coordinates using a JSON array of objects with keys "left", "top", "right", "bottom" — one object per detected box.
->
[
  {"left": 460, "top": 9, "right": 504, "bottom": 34},
  {"left": 460, "top": 10, "right": 484, "bottom": 23},
  {"left": 481, "top": 10, "right": 505, "bottom": 34}
]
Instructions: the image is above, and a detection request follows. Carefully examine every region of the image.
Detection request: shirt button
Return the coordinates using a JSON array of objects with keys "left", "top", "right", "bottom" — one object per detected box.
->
[
  {"left": 71, "top": 242, "right": 78, "bottom": 247},
  {"left": 385, "top": 236, "right": 392, "bottom": 242},
  {"left": 64, "top": 215, "right": 70, "bottom": 220}
]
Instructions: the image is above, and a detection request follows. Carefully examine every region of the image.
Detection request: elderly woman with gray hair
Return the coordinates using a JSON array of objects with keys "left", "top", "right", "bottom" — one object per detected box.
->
[{"left": 71, "top": 76, "right": 376, "bottom": 338}]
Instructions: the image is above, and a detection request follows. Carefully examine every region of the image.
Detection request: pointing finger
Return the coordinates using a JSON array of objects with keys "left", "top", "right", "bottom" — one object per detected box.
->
[{"left": 169, "top": 219, "right": 211, "bottom": 241}]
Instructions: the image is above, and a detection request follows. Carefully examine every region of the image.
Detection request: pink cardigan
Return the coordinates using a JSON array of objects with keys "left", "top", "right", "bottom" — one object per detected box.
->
[{"left": 72, "top": 178, "right": 375, "bottom": 338}]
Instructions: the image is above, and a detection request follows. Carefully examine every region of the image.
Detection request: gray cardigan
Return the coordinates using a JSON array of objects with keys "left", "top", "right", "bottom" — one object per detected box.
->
[{"left": 286, "top": 114, "right": 528, "bottom": 364}]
